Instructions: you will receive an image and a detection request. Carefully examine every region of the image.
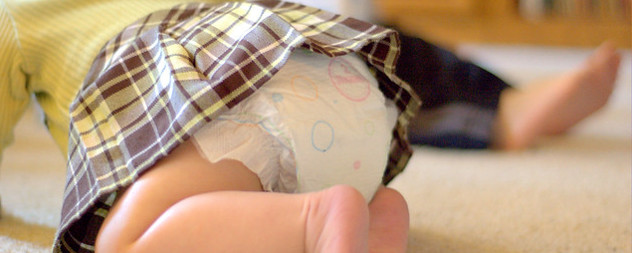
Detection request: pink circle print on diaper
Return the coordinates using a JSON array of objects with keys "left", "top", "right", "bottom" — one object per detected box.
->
[{"left": 328, "top": 57, "right": 371, "bottom": 102}]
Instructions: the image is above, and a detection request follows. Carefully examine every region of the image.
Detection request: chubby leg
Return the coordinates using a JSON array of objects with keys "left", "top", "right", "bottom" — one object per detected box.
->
[
  {"left": 123, "top": 187, "right": 368, "bottom": 253},
  {"left": 494, "top": 42, "right": 621, "bottom": 149},
  {"left": 95, "top": 139, "right": 370, "bottom": 253},
  {"left": 368, "top": 187, "right": 409, "bottom": 253}
]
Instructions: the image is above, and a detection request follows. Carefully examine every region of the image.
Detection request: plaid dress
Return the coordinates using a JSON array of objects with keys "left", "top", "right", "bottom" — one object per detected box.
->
[{"left": 55, "top": 1, "right": 420, "bottom": 252}]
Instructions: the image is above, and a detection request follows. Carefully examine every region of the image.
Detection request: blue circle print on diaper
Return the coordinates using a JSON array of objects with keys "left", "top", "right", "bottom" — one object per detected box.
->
[
  {"left": 271, "top": 93, "right": 284, "bottom": 103},
  {"left": 311, "top": 120, "right": 335, "bottom": 152}
]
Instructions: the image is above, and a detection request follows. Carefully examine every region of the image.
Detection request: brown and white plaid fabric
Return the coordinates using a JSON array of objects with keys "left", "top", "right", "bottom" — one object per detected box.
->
[{"left": 55, "top": 1, "right": 420, "bottom": 252}]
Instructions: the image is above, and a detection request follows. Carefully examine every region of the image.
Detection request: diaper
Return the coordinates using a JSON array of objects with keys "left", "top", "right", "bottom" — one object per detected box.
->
[{"left": 192, "top": 49, "right": 398, "bottom": 201}]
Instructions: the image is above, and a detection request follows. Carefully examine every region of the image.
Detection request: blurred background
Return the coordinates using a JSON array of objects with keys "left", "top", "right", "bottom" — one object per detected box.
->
[
  {"left": 371, "top": 0, "right": 631, "bottom": 110},
  {"left": 374, "top": 0, "right": 630, "bottom": 49}
]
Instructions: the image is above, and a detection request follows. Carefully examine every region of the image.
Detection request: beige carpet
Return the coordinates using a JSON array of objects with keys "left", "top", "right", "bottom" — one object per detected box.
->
[{"left": 1, "top": 45, "right": 630, "bottom": 252}]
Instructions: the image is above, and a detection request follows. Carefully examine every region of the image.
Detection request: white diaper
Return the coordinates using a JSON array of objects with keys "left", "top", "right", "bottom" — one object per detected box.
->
[{"left": 192, "top": 49, "right": 398, "bottom": 201}]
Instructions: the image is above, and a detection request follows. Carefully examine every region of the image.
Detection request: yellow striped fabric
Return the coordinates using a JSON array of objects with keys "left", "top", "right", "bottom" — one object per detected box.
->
[{"left": 0, "top": 0, "right": 230, "bottom": 158}]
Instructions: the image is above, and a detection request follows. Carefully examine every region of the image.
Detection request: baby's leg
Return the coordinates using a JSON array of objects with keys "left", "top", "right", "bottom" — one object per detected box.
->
[
  {"left": 494, "top": 42, "right": 621, "bottom": 149},
  {"left": 95, "top": 140, "right": 370, "bottom": 253},
  {"left": 368, "top": 187, "right": 409, "bottom": 253}
]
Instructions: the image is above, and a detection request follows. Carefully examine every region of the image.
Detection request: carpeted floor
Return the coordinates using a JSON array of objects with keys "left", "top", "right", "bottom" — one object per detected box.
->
[{"left": 1, "top": 44, "right": 630, "bottom": 252}]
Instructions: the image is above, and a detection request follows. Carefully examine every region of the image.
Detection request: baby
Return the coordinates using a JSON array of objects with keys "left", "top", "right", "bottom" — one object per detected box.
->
[
  {"left": 86, "top": 2, "right": 413, "bottom": 252},
  {"left": 50, "top": 0, "right": 621, "bottom": 252},
  {"left": 96, "top": 50, "right": 408, "bottom": 253}
]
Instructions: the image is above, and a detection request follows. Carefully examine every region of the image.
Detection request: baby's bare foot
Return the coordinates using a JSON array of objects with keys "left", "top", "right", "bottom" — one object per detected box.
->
[
  {"left": 303, "top": 185, "right": 370, "bottom": 253},
  {"left": 495, "top": 42, "right": 621, "bottom": 149}
]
